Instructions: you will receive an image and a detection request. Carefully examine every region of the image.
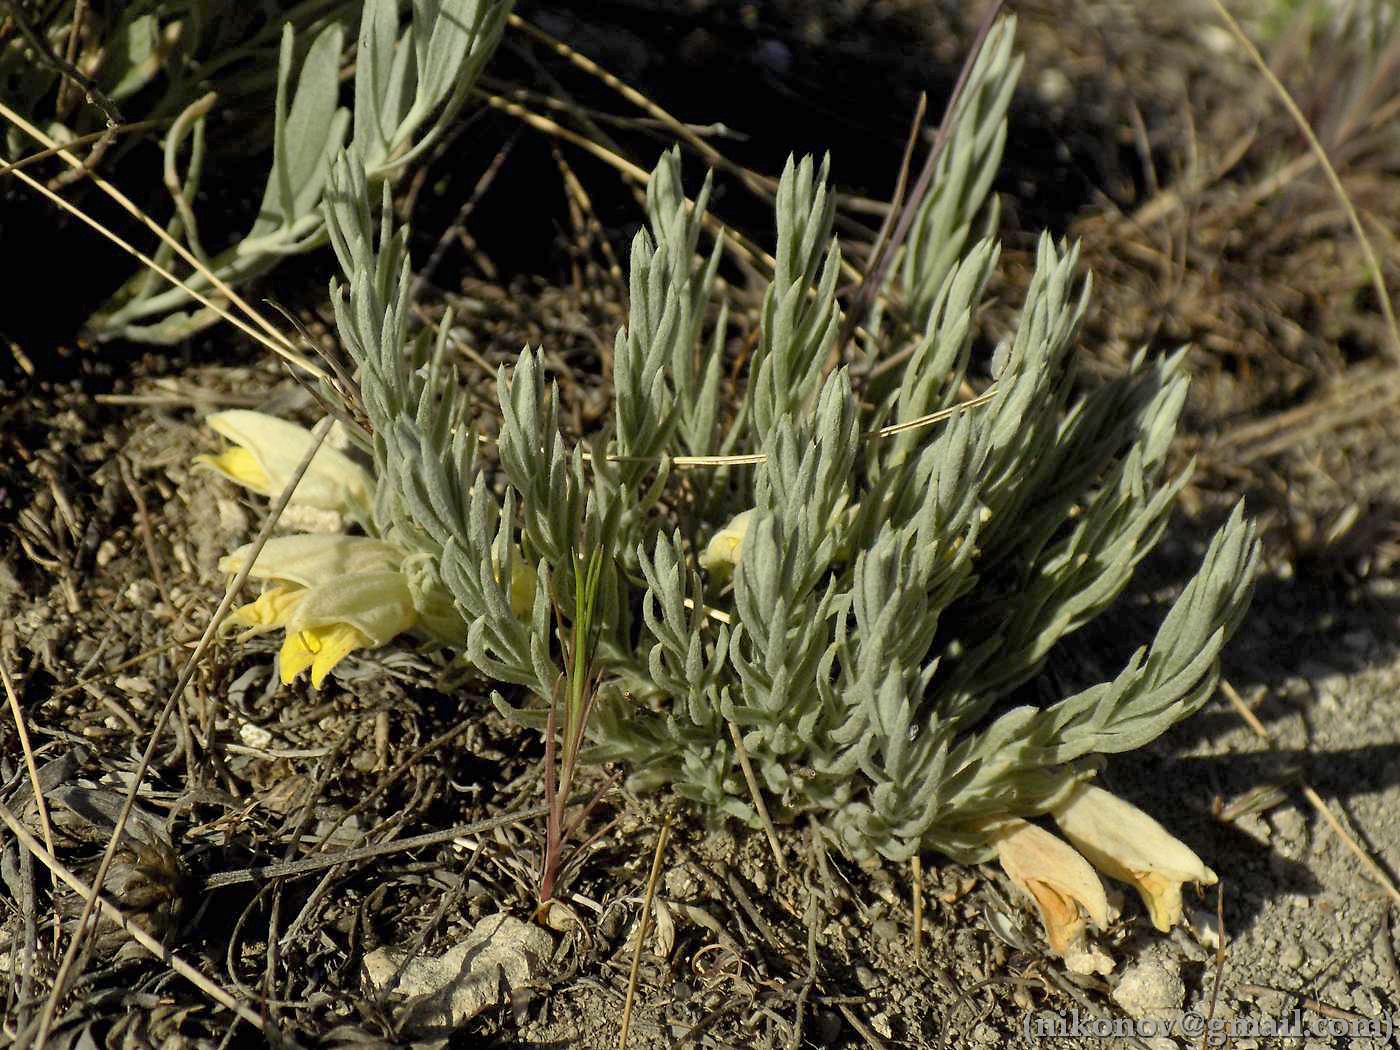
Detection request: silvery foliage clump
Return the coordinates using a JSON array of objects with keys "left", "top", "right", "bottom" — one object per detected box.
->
[
  {"left": 92, "top": 0, "right": 513, "bottom": 343},
  {"left": 320, "top": 16, "right": 1259, "bottom": 865}
]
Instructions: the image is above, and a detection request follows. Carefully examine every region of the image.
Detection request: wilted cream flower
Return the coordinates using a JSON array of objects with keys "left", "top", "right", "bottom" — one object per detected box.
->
[
  {"left": 989, "top": 818, "right": 1111, "bottom": 955},
  {"left": 196, "top": 411, "right": 372, "bottom": 519},
  {"left": 220, "top": 535, "right": 413, "bottom": 687},
  {"left": 1052, "top": 783, "right": 1217, "bottom": 932},
  {"left": 699, "top": 509, "right": 754, "bottom": 574}
]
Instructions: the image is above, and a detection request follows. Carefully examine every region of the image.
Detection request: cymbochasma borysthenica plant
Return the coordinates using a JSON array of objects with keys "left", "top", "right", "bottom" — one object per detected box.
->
[{"left": 192, "top": 9, "right": 1258, "bottom": 970}]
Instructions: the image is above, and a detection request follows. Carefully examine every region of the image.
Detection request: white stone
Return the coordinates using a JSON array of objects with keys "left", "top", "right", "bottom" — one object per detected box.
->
[
  {"left": 364, "top": 914, "right": 553, "bottom": 1037},
  {"left": 1111, "top": 956, "right": 1185, "bottom": 1017},
  {"left": 238, "top": 722, "right": 274, "bottom": 749}
]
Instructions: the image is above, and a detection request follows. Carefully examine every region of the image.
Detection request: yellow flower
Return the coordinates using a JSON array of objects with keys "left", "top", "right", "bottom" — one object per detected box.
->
[
  {"left": 219, "top": 535, "right": 415, "bottom": 687},
  {"left": 699, "top": 510, "right": 754, "bottom": 574},
  {"left": 1052, "top": 784, "right": 1217, "bottom": 932},
  {"left": 227, "top": 585, "right": 305, "bottom": 635},
  {"left": 989, "top": 818, "right": 1111, "bottom": 955},
  {"left": 195, "top": 410, "right": 372, "bottom": 519},
  {"left": 274, "top": 570, "right": 416, "bottom": 687},
  {"left": 279, "top": 622, "right": 370, "bottom": 687}
]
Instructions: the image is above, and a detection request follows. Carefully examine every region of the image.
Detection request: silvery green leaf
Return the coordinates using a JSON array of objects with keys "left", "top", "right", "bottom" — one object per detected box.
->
[
  {"left": 902, "top": 15, "right": 1020, "bottom": 330},
  {"left": 353, "top": 0, "right": 415, "bottom": 171},
  {"left": 749, "top": 154, "right": 843, "bottom": 443},
  {"left": 90, "top": 1, "right": 513, "bottom": 341},
  {"left": 103, "top": 14, "right": 161, "bottom": 101},
  {"left": 385, "top": 0, "right": 512, "bottom": 175},
  {"left": 255, "top": 23, "right": 347, "bottom": 235}
]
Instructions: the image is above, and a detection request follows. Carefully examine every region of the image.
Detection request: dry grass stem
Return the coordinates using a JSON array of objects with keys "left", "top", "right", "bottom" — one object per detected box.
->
[
  {"left": 726, "top": 721, "right": 787, "bottom": 875},
  {"left": 33, "top": 417, "right": 334, "bottom": 1045},
  {"left": 619, "top": 816, "right": 671, "bottom": 1050}
]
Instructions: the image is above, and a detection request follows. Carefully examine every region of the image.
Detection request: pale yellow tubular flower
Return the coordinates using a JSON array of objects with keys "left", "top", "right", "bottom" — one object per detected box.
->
[
  {"left": 226, "top": 585, "right": 305, "bottom": 636},
  {"left": 217, "top": 535, "right": 417, "bottom": 686},
  {"left": 699, "top": 509, "right": 754, "bottom": 574},
  {"left": 218, "top": 534, "right": 404, "bottom": 588},
  {"left": 279, "top": 571, "right": 417, "bottom": 687},
  {"left": 195, "top": 410, "right": 373, "bottom": 517},
  {"left": 990, "top": 818, "right": 1111, "bottom": 956},
  {"left": 1052, "top": 784, "right": 1217, "bottom": 933},
  {"left": 280, "top": 623, "right": 370, "bottom": 687},
  {"left": 220, "top": 534, "right": 400, "bottom": 640}
]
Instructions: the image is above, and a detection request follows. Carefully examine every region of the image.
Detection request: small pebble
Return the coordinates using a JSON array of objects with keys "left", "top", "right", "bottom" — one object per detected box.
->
[
  {"left": 871, "top": 918, "right": 900, "bottom": 942},
  {"left": 1269, "top": 808, "right": 1306, "bottom": 844},
  {"left": 239, "top": 722, "right": 274, "bottom": 749},
  {"left": 1111, "top": 956, "right": 1185, "bottom": 1016}
]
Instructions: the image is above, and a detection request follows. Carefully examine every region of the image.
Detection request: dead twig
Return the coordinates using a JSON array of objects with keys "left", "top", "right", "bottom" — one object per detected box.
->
[
  {"left": 619, "top": 816, "right": 671, "bottom": 1049},
  {"left": 0, "top": 102, "right": 321, "bottom": 377},
  {"left": 202, "top": 807, "right": 549, "bottom": 889},
  {"left": 911, "top": 854, "right": 925, "bottom": 957},
  {"left": 2, "top": 660, "right": 60, "bottom": 958},
  {"left": 726, "top": 721, "right": 787, "bottom": 874},
  {"left": 835, "top": 0, "right": 1006, "bottom": 358}
]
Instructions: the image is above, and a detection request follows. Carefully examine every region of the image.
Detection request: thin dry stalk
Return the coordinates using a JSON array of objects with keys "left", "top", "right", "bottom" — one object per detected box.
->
[
  {"left": 499, "top": 19, "right": 881, "bottom": 253},
  {"left": 0, "top": 120, "right": 162, "bottom": 179},
  {"left": 838, "top": 0, "right": 1006, "bottom": 354},
  {"left": 0, "top": 101, "right": 321, "bottom": 377},
  {"left": 410, "top": 128, "right": 522, "bottom": 298},
  {"left": 1199, "top": 884, "right": 1227, "bottom": 1050},
  {"left": 51, "top": 636, "right": 196, "bottom": 701},
  {"left": 619, "top": 816, "right": 671, "bottom": 1050},
  {"left": 54, "top": 0, "right": 89, "bottom": 113},
  {"left": 2, "top": 661, "right": 56, "bottom": 869},
  {"left": 2, "top": 659, "right": 59, "bottom": 953},
  {"left": 203, "top": 806, "right": 549, "bottom": 890},
  {"left": 600, "top": 389, "right": 997, "bottom": 472},
  {"left": 508, "top": 13, "right": 777, "bottom": 204},
  {"left": 1212, "top": 366, "right": 1400, "bottom": 466},
  {"left": 553, "top": 146, "right": 627, "bottom": 298},
  {"left": 2, "top": 0, "right": 121, "bottom": 128},
  {"left": 726, "top": 721, "right": 786, "bottom": 874},
  {"left": 911, "top": 854, "right": 925, "bottom": 957},
  {"left": 473, "top": 88, "right": 780, "bottom": 277}
]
